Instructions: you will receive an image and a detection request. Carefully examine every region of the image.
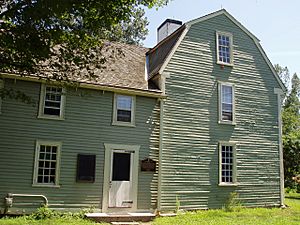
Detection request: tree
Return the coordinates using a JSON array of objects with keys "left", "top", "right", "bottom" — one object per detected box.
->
[
  {"left": 282, "top": 73, "right": 300, "bottom": 188},
  {"left": 276, "top": 65, "right": 300, "bottom": 188},
  {"left": 0, "top": 0, "right": 169, "bottom": 78}
]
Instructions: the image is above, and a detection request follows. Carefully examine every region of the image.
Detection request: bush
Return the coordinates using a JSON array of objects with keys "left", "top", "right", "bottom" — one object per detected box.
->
[
  {"left": 223, "top": 192, "right": 242, "bottom": 212},
  {"left": 29, "top": 206, "right": 95, "bottom": 220}
]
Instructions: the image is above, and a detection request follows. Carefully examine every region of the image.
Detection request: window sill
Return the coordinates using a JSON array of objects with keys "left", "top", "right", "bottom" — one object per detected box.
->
[
  {"left": 218, "top": 120, "right": 236, "bottom": 126},
  {"left": 112, "top": 121, "right": 136, "bottom": 127},
  {"left": 32, "top": 184, "right": 60, "bottom": 188},
  {"left": 218, "top": 183, "right": 238, "bottom": 187},
  {"left": 37, "top": 115, "right": 65, "bottom": 121},
  {"left": 217, "top": 61, "right": 234, "bottom": 67}
]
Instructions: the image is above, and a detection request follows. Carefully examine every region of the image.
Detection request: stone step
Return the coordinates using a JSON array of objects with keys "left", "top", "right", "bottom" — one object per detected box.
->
[
  {"left": 111, "top": 222, "right": 140, "bottom": 225},
  {"left": 85, "top": 212, "right": 156, "bottom": 223}
]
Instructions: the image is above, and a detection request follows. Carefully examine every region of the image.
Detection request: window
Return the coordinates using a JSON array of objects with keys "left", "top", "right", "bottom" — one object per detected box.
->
[
  {"left": 219, "top": 142, "right": 237, "bottom": 185},
  {"left": 38, "top": 84, "right": 65, "bottom": 119},
  {"left": 76, "top": 154, "right": 96, "bottom": 183},
  {"left": 33, "top": 141, "right": 61, "bottom": 187},
  {"left": 0, "top": 79, "right": 3, "bottom": 114},
  {"left": 112, "top": 94, "right": 135, "bottom": 126},
  {"left": 219, "top": 82, "right": 235, "bottom": 124},
  {"left": 216, "top": 31, "right": 233, "bottom": 65}
]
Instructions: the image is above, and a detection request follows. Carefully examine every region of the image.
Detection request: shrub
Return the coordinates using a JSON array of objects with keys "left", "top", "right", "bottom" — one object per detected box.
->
[{"left": 223, "top": 192, "right": 242, "bottom": 212}]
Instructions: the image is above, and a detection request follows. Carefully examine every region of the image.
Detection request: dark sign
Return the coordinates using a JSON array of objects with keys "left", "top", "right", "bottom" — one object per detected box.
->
[
  {"left": 141, "top": 158, "right": 156, "bottom": 172},
  {"left": 76, "top": 154, "right": 96, "bottom": 182}
]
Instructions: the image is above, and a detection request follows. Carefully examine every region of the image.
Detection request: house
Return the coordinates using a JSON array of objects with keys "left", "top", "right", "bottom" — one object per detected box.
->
[{"left": 0, "top": 9, "right": 286, "bottom": 215}]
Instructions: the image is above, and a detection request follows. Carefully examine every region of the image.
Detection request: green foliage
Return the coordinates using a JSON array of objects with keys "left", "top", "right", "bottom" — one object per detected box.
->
[
  {"left": 275, "top": 65, "right": 300, "bottom": 189},
  {"left": 28, "top": 205, "right": 95, "bottom": 220},
  {"left": 222, "top": 192, "right": 242, "bottom": 212},
  {"left": 0, "top": 0, "right": 170, "bottom": 77},
  {"left": 29, "top": 206, "right": 59, "bottom": 220},
  {"left": 282, "top": 74, "right": 300, "bottom": 188},
  {"left": 175, "top": 195, "right": 181, "bottom": 213}
]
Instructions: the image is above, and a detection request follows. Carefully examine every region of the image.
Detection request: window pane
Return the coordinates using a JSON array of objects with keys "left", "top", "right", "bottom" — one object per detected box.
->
[
  {"left": 221, "top": 145, "right": 234, "bottom": 183},
  {"left": 218, "top": 34, "right": 231, "bottom": 63},
  {"left": 36, "top": 143, "right": 58, "bottom": 184},
  {"left": 112, "top": 152, "right": 131, "bottom": 181},
  {"left": 117, "top": 95, "right": 132, "bottom": 110},
  {"left": 221, "top": 85, "right": 233, "bottom": 121},
  {"left": 43, "top": 86, "right": 62, "bottom": 116},
  {"left": 117, "top": 109, "right": 131, "bottom": 122},
  {"left": 44, "top": 107, "right": 60, "bottom": 116}
]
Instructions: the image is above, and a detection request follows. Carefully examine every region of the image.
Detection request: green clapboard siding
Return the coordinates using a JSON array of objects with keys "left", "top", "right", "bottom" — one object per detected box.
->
[
  {"left": 160, "top": 14, "right": 281, "bottom": 210},
  {"left": 0, "top": 79, "right": 160, "bottom": 214}
]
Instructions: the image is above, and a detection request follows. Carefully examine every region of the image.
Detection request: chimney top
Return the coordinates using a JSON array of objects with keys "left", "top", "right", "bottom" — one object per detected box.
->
[{"left": 157, "top": 19, "right": 182, "bottom": 43}]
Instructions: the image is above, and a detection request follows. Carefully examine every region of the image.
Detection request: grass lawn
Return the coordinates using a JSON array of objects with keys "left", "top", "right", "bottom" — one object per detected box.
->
[
  {"left": 0, "top": 217, "right": 99, "bottom": 225},
  {"left": 153, "top": 194, "right": 300, "bottom": 225},
  {"left": 1, "top": 194, "right": 300, "bottom": 225}
]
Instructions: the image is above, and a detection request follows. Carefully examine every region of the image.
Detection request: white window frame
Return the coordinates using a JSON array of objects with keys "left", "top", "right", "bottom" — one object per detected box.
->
[
  {"left": 0, "top": 79, "right": 3, "bottom": 114},
  {"left": 218, "top": 81, "right": 236, "bottom": 125},
  {"left": 33, "top": 140, "right": 61, "bottom": 188},
  {"left": 38, "top": 84, "right": 66, "bottom": 120},
  {"left": 216, "top": 31, "right": 233, "bottom": 66},
  {"left": 112, "top": 93, "right": 136, "bottom": 127},
  {"left": 219, "top": 141, "right": 237, "bottom": 186}
]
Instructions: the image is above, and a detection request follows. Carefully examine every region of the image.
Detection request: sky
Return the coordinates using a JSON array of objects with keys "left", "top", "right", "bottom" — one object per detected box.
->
[{"left": 143, "top": 0, "right": 300, "bottom": 75}]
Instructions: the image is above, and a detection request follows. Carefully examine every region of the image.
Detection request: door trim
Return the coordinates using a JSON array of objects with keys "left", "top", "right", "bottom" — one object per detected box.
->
[{"left": 102, "top": 143, "right": 140, "bottom": 212}]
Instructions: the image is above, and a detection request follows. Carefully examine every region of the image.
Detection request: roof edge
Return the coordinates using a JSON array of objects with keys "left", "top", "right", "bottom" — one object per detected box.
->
[
  {"left": 158, "top": 27, "right": 189, "bottom": 75},
  {"left": 254, "top": 42, "right": 287, "bottom": 92},
  {"left": 0, "top": 72, "right": 165, "bottom": 98},
  {"left": 186, "top": 9, "right": 260, "bottom": 42},
  {"left": 147, "top": 24, "right": 186, "bottom": 55}
]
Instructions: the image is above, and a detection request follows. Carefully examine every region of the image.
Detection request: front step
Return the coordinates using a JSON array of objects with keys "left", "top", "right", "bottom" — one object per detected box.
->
[
  {"left": 111, "top": 222, "right": 139, "bottom": 225},
  {"left": 85, "top": 212, "right": 156, "bottom": 223}
]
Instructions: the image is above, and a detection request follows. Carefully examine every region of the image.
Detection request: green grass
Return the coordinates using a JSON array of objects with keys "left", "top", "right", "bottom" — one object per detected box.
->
[
  {"left": 1, "top": 195, "right": 300, "bottom": 225},
  {"left": 0, "top": 217, "right": 98, "bottom": 225},
  {"left": 153, "top": 195, "right": 300, "bottom": 225}
]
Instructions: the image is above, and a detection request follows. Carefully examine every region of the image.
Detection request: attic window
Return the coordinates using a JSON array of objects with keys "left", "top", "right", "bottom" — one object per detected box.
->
[
  {"left": 112, "top": 94, "right": 136, "bottom": 127},
  {"left": 216, "top": 31, "right": 233, "bottom": 66}
]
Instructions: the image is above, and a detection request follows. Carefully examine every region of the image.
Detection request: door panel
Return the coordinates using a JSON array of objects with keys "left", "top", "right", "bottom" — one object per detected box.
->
[{"left": 109, "top": 151, "right": 133, "bottom": 208}]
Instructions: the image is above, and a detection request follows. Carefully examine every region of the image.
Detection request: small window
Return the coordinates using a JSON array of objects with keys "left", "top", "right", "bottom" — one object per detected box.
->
[
  {"left": 77, "top": 154, "right": 96, "bottom": 183},
  {"left": 216, "top": 31, "right": 233, "bottom": 65},
  {"left": 0, "top": 79, "right": 3, "bottom": 114},
  {"left": 219, "top": 142, "right": 237, "bottom": 185},
  {"left": 112, "top": 94, "right": 135, "bottom": 126},
  {"left": 219, "top": 82, "right": 235, "bottom": 124},
  {"left": 33, "top": 141, "right": 61, "bottom": 187},
  {"left": 38, "top": 84, "right": 65, "bottom": 119}
]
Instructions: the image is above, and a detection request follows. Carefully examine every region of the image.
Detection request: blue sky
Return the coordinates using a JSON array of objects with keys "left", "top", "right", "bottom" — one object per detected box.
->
[{"left": 143, "top": 0, "right": 300, "bottom": 75}]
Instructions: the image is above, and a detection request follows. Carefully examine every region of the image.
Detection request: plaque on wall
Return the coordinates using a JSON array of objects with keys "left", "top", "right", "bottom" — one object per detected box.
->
[{"left": 141, "top": 158, "right": 156, "bottom": 172}]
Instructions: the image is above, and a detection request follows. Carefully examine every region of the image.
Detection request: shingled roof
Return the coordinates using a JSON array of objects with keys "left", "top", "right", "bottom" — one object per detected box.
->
[
  {"left": 38, "top": 42, "right": 151, "bottom": 91},
  {"left": 147, "top": 25, "right": 186, "bottom": 79}
]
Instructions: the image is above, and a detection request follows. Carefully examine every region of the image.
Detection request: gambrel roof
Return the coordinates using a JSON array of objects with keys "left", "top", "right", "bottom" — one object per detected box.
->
[{"left": 148, "top": 9, "right": 286, "bottom": 92}]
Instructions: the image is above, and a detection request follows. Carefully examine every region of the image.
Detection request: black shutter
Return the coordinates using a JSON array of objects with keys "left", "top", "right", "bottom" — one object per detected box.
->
[{"left": 76, "top": 154, "right": 96, "bottom": 182}]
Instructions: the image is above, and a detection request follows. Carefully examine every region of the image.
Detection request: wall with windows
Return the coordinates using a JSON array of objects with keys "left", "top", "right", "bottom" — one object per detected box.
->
[
  {"left": 0, "top": 79, "right": 160, "bottom": 213},
  {"left": 159, "top": 13, "right": 281, "bottom": 210}
]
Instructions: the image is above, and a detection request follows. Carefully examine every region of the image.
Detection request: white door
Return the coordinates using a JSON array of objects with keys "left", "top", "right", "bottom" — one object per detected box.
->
[{"left": 108, "top": 150, "right": 133, "bottom": 208}]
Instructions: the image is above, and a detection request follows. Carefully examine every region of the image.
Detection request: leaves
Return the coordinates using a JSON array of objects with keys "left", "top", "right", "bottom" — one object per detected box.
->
[
  {"left": 0, "top": 0, "right": 169, "bottom": 79},
  {"left": 278, "top": 67, "right": 300, "bottom": 188}
]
